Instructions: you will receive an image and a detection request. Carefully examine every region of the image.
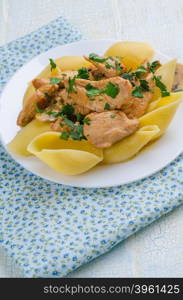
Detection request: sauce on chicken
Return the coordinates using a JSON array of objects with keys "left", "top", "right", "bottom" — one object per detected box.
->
[{"left": 17, "top": 53, "right": 168, "bottom": 148}]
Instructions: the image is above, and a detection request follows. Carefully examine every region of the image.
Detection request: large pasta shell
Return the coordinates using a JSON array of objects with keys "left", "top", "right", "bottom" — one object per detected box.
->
[
  {"left": 139, "top": 92, "right": 183, "bottom": 139},
  {"left": 104, "top": 41, "right": 154, "bottom": 70},
  {"left": 103, "top": 125, "right": 160, "bottom": 164},
  {"left": 7, "top": 120, "right": 51, "bottom": 156},
  {"left": 27, "top": 132, "right": 103, "bottom": 175}
]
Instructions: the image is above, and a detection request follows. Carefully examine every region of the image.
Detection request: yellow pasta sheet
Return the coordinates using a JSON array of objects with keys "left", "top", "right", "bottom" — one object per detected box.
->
[{"left": 27, "top": 132, "right": 103, "bottom": 175}]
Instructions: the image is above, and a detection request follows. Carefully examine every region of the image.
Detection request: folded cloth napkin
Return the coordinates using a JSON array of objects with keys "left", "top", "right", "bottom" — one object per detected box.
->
[{"left": 0, "top": 16, "right": 183, "bottom": 278}]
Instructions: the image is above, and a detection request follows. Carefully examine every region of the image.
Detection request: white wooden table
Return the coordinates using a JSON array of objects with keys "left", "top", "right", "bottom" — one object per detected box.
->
[{"left": 0, "top": 0, "right": 183, "bottom": 277}]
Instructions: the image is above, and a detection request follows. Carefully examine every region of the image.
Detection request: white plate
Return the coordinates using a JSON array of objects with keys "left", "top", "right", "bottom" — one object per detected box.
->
[{"left": 0, "top": 39, "right": 182, "bottom": 188}]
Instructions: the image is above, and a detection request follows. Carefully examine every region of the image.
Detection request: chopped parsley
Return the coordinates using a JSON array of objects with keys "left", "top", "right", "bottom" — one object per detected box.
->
[
  {"left": 89, "top": 53, "right": 107, "bottom": 63},
  {"left": 50, "top": 77, "right": 61, "bottom": 84},
  {"left": 104, "top": 103, "right": 111, "bottom": 110},
  {"left": 46, "top": 104, "right": 75, "bottom": 119},
  {"left": 44, "top": 92, "right": 51, "bottom": 99},
  {"left": 139, "top": 79, "right": 150, "bottom": 91},
  {"left": 153, "top": 75, "right": 170, "bottom": 97},
  {"left": 62, "top": 104, "right": 75, "bottom": 116},
  {"left": 110, "top": 114, "right": 116, "bottom": 118},
  {"left": 46, "top": 111, "right": 62, "bottom": 118},
  {"left": 49, "top": 58, "right": 57, "bottom": 71},
  {"left": 102, "top": 82, "right": 119, "bottom": 98},
  {"left": 83, "top": 117, "right": 91, "bottom": 125},
  {"left": 60, "top": 132, "right": 70, "bottom": 140},
  {"left": 121, "top": 66, "right": 146, "bottom": 83},
  {"left": 63, "top": 117, "right": 75, "bottom": 129},
  {"left": 76, "top": 113, "right": 83, "bottom": 122},
  {"left": 60, "top": 117, "right": 85, "bottom": 141},
  {"left": 132, "top": 79, "right": 150, "bottom": 98},
  {"left": 121, "top": 71, "right": 135, "bottom": 82},
  {"left": 77, "top": 67, "right": 89, "bottom": 79},
  {"left": 85, "top": 84, "right": 101, "bottom": 98},
  {"left": 135, "top": 66, "right": 147, "bottom": 78},
  {"left": 147, "top": 60, "right": 161, "bottom": 73},
  {"left": 35, "top": 104, "right": 45, "bottom": 113},
  {"left": 67, "top": 76, "right": 77, "bottom": 93},
  {"left": 105, "top": 62, "right": 115, "bottom": 69},
  {"left": 85, "top": 82, "right": 119, "bottom": 99},
  {"left": 132, "top": 86, "right": 144, "bottom": 98}
]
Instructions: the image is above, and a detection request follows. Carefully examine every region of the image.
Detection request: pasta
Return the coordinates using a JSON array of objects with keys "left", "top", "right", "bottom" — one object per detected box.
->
[
  {"left": 151, "top": 59, "right": 177, "bottom": 101},
  {"left": 7, "top": 119, "right": 51, "bottom": 156},
  {"left": 27, "top": 132, "right": 103, "bottom": 175},
  {"left": 103, "top": 125, "right": 160, "bottom": 164},
  {"left": 139, "top": 92, "right": 183, "bottom": 139},
  {"left": 8, "top": 41, "right": 183, "bottom": 175},
  {"left": 104, "top": 41, "right": 154, "bottom": 70}
]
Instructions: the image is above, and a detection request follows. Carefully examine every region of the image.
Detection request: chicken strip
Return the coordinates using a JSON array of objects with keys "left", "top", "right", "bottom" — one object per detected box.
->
[
  {"left": 61, "top": 77, "right": 132, "bottom": 115},
  {"left": 84, "top": 55, "right": 126, "bottom": 78},
  {"left": 17, "top": 84, "right": 59, "bottom": 126},
  {"left": 83, "top": 111, "right": 139, "bottom": 148},
  {"left": 32, "top": 71, "right": 78, "bottom": 89},
  {"left": 121, "top": 73, "right": 154, "bottom": 118}
]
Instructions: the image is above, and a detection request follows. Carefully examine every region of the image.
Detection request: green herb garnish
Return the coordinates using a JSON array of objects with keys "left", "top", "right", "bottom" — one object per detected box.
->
[
  {"left": 153, "top": 75, "right": 170, "bottom": 97},
  {"left": 76, "top": 113, "right": 83, "bottom": 122},
  {"left": 132, "top": 86, "right": 144, "bottom": 98},
  {"left": 139, "top": 79, "right": 150, "bottom": 91},
  {"left": 63, "top": 117, "right": 75, "bottom": 129},
  {"left": 147, "top": 61, "right": 161, "bottom": 73},
  {"left": 62, "top": 104, "right": 75, "bottom": 116},
  {"left": 35, "top": 104, "right": 45, "bottom": 113},
  {"left": 132, "top": 79, "right": 150, "bottom": 98},
  {"left": 60, "top": 118, "right": 85, "bottom": 141},
  {"left": 135, "top": 66, "right": 147, "bottom": 78},
  {"left": 121, "top": 72, "right": 135, "bottom": 81},
  {"left": 102, "top": 82, "right": 119, "bottom": 98},
  {"left": 89, "top": 53, "right": 108, "bottom": 63},
  {"left": 85, "top": 84, "right": 101, "bottom": 98},
  {"left": 83, "top": 117, "right": 91, "bottom": 125},
  {"left": 46, "top": 111, "right": 62, "bottom": 118},
  {"left": 69, "top": 125, "right": 84, "bottom": 140},
  {"left": 49, "top": 58, "right": 57, "bottom": 71},
  {"left": 77, "top": 67, "right": 89, "bottom": 79},
  {"left": 67, "top": 76, "right": 77, "bottom": 93},
  {"left": 50, "top": 77, "right": 61, "bottom": 84},
  {"left": 104, "top": 103, "right": 111, "bottom": 110},
  {"left": 60, "top": 132, "right": 70, "bottom": 140},
  {"left": 110, "top": 114, "right": 116, "bottom": 118}
]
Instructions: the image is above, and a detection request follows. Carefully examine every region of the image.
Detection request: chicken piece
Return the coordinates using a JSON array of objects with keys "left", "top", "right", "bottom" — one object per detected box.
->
[
  {"left": 172, "top": 63, "right": 183, "bottom": 91},
  {"left": 35, "top": 100, "right": 62, "bottom": 122},
  {"left": 32, "top": 78, "right": 50, "bottom": 89},
  {"left": 50, "top": 119, "right": 80, "bottom": 133},
  {"left": 32, "top": 71, "right": 78, "bottom": 89},
  {"left": 84, "top": 55, "right": 126, "bottom": 78},
  {"left": 121, "top": 73, "right": 154, "bottom": 119},
  {"left": 61, "top": 77, "right": 132, "bottom": 115},
  {"left": 121, "top": 92, "right": 152, "bottom": 119},
  {"left": 17, "top": 84, "right": 59, "bottom": 126},
  {"left": 50, "top": 118, "right": 70, "bottom": 132},
  {"left": 83, "top": 111, "right": 139, "bottom": 148},
  {"left": 36, "top": 112, "right": 56, "bottom": 122}
]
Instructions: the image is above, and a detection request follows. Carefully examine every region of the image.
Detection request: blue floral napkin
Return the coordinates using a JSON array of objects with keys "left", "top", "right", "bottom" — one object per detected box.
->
[{"left": 0, "top": 16, "right": 183, "bottom": 278}]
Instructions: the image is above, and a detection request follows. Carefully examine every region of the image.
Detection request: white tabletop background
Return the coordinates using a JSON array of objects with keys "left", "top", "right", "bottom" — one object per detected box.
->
[{"left": 0, "top": 0, "right": 183, "bottom": 277}]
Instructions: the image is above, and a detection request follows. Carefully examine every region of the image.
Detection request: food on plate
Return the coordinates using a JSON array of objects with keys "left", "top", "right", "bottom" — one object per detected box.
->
[
  {"left": 27, "top": 132, "right": 103, "bottom": 175},
  {"left": 8, "top": 41, "right": 183, "bottom": 175}
]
